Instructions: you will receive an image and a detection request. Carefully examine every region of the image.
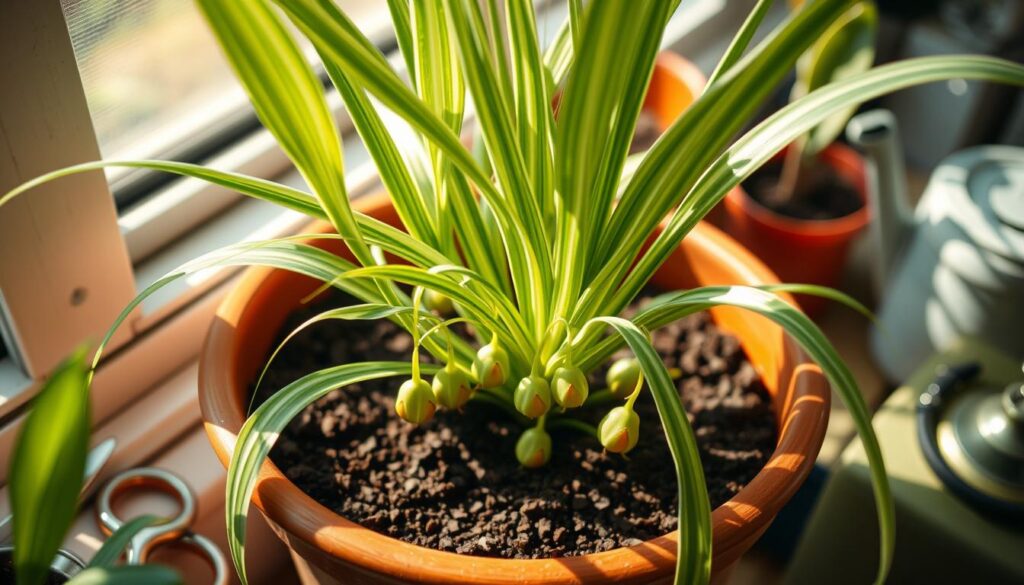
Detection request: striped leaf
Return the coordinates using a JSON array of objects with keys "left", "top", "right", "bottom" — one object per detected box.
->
[{"left": 226, "top": 362, "right": 432, "bottom": 583}]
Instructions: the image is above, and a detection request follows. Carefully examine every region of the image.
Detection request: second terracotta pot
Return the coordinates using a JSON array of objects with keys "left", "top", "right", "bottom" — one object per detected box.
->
[
  {"left": 721, "top": 142, "right": 869, "bottom": 316},
  {"left": 643, "top": 51, "right": 708, "bottom": 134}
]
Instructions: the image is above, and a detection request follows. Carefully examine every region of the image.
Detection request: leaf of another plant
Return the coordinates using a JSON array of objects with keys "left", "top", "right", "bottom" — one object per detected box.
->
[
  {"left": 705, "top": 0, "right": 775, "bottom": 90},
  {"left": 66, "top": 566, "right": 181, "bottom": 585},
  {"left": 799, "top": 1, "right": 878, "bottom": 155},
  {"left": 10, "top": 350, "right": 90, "bottom": 585},
  {"left": 86, "top": 515, "right": 163, "bottom": 569},
  {"left": 602, "top": 55, "right": 1024, "bottom": 321}
]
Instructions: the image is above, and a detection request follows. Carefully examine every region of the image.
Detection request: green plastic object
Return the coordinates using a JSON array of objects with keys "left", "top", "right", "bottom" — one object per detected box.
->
[{"left": 785, "top": 338, "right": 1024, "bottom": 585}]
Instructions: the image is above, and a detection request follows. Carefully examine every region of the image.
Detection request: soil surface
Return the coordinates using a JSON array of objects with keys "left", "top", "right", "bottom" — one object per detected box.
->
[
  {"left": 744, "top": 159, "right": 862, "bottom": 221},
  {"left": 253, "top": 291, "right": 776, "bottom": 559}
]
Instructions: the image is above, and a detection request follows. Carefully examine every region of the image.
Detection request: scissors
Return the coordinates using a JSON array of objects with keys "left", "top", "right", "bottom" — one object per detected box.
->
[{"left": 96, "top": 467, "right": 228, "bottom": 585}]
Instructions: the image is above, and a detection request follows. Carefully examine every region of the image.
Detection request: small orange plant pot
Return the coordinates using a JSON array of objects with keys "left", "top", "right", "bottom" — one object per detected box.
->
[
  {"left": 722, "top": 142, "right": 869, "bottom": 316},
  {"left": 644, "top": 51, "right": 708, "bottom": 132},
  {"left": 199, "top": 193, "right": 830, "bottom": 585}
]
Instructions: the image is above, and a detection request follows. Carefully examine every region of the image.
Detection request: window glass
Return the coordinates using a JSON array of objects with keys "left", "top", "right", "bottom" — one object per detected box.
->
[
  {"left": 60, "top": 0, "right": 247, "bottom": 162},
  {"left": 60, "top": 1, "right": 390, "bottom": 166}
]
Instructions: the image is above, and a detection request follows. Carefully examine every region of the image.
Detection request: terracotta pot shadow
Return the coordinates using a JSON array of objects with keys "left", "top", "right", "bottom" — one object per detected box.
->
[{"left": 199, "top": 193, "right": 830, "bottom": 584}]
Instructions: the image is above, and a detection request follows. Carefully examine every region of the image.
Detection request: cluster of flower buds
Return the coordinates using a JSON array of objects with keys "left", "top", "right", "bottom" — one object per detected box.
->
[
  {"left": 513, "top": 363, "right": 589, "bottom": 419},
  {"left": 395, "top": 323, "right": 645, "bottom": 462},
  {"left": 597, "top": 357, "right": 643, "bottom": 454},
  {"left": 397, "top": 332, "right": 511, "bottom": 425}
]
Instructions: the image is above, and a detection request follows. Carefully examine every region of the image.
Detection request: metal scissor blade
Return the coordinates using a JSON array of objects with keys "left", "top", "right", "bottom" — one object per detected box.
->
[{"left": 0, "top": 437, "right": 118, "bottom": 543}]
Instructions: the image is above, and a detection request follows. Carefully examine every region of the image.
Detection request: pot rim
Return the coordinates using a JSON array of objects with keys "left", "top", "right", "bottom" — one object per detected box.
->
[
  {"left": 726, "top": 142, "right": 870, "bottom": 239},
  {"left": 199, "top": 192, "right": 831, "bottom": 583}
]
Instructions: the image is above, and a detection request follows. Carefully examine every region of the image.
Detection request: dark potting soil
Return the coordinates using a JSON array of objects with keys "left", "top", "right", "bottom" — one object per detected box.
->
[
  {"left": 744, "top": 159, "right": 862, "bottom": 221},
  {"left": 252, "top": 291, "right": 776, "bottom": 559}
]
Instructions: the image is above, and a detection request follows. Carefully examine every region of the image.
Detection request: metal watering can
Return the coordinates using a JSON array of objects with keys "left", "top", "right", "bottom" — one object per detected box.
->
[{"left": 846, "top": 109, "right": 1024, "bottom": 382}]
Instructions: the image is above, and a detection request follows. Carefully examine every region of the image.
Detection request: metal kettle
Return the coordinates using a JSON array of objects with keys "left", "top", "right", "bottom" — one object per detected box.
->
[
  {"left": 917, "top": 362, "right": 1024, "bottom": 519},
  {"left": 847, "top": 110, "right": 1024, "bottom": 383}
]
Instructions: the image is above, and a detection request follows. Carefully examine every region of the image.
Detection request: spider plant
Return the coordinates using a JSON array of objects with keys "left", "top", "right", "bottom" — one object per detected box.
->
[
  {"left": 6, "top": 350, "right": 180, "bottom": 585},
  {"left": 3, "top": 1, "right": 1024, "bottom": 584}
]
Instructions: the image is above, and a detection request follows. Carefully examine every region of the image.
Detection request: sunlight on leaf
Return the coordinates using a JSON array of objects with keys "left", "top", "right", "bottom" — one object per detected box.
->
[{"left": 10, "top": 350, "right": 90, "bottom": 585}]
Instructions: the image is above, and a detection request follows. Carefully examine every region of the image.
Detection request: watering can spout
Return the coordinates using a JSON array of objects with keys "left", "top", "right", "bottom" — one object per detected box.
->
[{"left": 847, "top": 109, "right": 914, "bottom": 295}]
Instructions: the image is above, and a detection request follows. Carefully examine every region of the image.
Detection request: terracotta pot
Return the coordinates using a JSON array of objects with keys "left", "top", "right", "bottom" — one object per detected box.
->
[
  {"left": 721, "top": 142, "right": 869, "bottom": 316},
  {"left": 551, "top": 50, "right": 705, "bottom": 129},
  {"left": 644, "top": 51, "right": 708, "bottom": 132},
  {"left": 638, "top": 50, "right": 740, "bottom": 227},
  {"left": 199, "top": 193, "right": 830, "bottom": 584}
]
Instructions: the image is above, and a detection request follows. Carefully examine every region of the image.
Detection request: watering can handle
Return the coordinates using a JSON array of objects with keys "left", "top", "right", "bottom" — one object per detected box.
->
[{"left": 847, "top": 109, "right": 915, "bottom": 296}]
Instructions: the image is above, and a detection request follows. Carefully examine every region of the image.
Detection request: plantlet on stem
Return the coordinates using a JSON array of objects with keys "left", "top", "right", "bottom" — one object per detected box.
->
[
  {"left": 598, "top": 369, "right": 644, "bottom": 454},
  {"left": 516, "top": 421, "right": 553, "bottom": 468},
  {"left": 396, "top": 289, "right": 437, "bottom": 424},
  {"left": 432, "top": 362, "right": 473, "bottom": 410},
  {"left": 431, "top": 323, "right": 474, "bottom": 410},
  {"left": 550, "top": 326, "right": 589, "bottom": 409},
  {"left": 514, "top": 374, "right": 552, "bottom": 419},
  {"left": 606, "top": 357, "right": 641, "bottom": 400},
  {"left": 424, "top": 289, "right": 455, "bottom": 315},
  {"left": 472, "top": 334, "right": 511, "bottom": 389}
]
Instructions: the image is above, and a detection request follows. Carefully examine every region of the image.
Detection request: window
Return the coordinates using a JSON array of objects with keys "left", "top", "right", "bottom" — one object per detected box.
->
[
  {"left": 60, "top": 0, "right": 395, "bottom": 205},
  {"left": 61, "top": 0, "right": 245, "bottom": 165}
]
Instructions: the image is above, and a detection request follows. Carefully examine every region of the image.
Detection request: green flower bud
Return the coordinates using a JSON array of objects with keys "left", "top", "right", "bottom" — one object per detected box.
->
[
  {"left": 514, "top": 375, "right": 552, "bottom": 419},
  {"left": 424, "top": 289, "right": 454, "bottom": 315},
  {"left": 432, "top": 364, "right": 473, "bottom": 410},
  {"left": 472, "top": 343, "right": 510, "bottom": 388},
  {"left": 597, "top": 406, "right": 640, "bottom": 453},
  {"left": 395, "top": 378, "right": 436, "bottom": 424},
  {"left": 515, "top": 427, "right": 552, "bottom": 468},
  {"left": 552, "top": 366, "right": 589, "bottom": 408},
  {"left": 606, "top": 357, "right": 641, "bottom": 399}
]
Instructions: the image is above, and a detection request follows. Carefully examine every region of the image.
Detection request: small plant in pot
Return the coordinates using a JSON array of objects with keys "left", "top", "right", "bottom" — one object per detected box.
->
[
  {"left": 722, "top": 1, "right": 877, "bottom": 315},
  {"left": 2, "top": 351, "right": 180, "bottom": 585},
  {"left": 4, "top": 0, "right": 1024, "bottom": 584}
]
